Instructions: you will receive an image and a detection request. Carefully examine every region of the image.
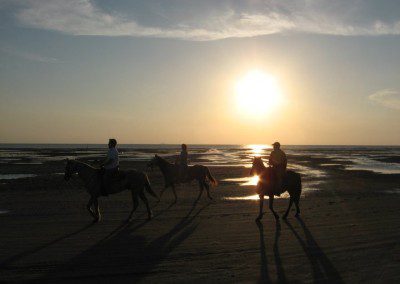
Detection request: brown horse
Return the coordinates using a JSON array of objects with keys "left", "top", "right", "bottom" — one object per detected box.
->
[
  {"left": 147, "top": 154, "right": 217, "bottom": 202},
  {"left": 64, "top": 159, "right": 159, "bottom": 222},
  {"left": 250, "top": 157, "right": 302, "bottom": 220}
]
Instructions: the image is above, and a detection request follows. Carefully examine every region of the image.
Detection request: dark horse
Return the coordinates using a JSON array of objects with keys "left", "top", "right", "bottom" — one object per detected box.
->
[
  {"left": 64, "top": 159, "right": 159, "bottom": 222},
  {"left": 250, "top": 157, "right": 302, "bottom": 221},
  {"left": 147, "top": 154, "right": 218, "bottom": 202}
]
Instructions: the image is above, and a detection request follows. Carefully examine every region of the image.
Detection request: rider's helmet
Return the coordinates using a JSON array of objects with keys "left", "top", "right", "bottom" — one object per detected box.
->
[
  {"left": 272, "top": 142, "right": 280, "bottom": 149},
  {"left": 109, "top": 138, "right": 117, "bottom": 147}
]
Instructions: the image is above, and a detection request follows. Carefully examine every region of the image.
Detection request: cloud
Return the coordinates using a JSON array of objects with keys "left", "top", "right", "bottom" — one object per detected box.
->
[
  {"left": 13, "top": 0, "right": 400, "bottom": 40},
  {"left": 1, "top": 46, "right": 59, "bottom": 63},
  {"left": 369, "top": 89, "right": 400, "bottom": 110}
]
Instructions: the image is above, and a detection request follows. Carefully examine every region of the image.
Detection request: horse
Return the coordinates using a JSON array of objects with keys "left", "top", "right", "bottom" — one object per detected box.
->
[
  {"left": 64, "top": 159, "right": 159, "bottom": 222},
  {"left": 147, "top": 154, "right": 218, "bottom": 202},
  {"left": 250, "top": 157, "right": 302, "bottom": 221}
]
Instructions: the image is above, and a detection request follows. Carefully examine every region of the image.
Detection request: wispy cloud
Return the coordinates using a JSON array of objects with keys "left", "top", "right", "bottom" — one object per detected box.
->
[
  {"left": 1, "top": 46, "right": 59, "bottom": 63},
  {"left": 369, "top": 89, "right": 400, "bottom": 110},
  {"left": 13, "top": 0, "right": 400, "bottom": 40}
]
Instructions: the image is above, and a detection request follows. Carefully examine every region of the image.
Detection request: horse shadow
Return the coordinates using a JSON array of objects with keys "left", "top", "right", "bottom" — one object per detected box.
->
[
  {"left": 284, "top": 217, "right": 343, "bottom": 283},
  {"left": 256, "top": 219, "right": 286, "bottom": 283},
  {"left": 0, "top": 222, "right": 95, "bottom": 269},
  {"left": 42, "top": 198, "right": 210, "bottom": 282}
]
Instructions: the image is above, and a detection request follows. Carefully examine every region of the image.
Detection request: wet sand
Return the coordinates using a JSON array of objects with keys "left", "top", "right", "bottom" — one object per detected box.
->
[{"left": 0, "top": 157, "right": 399, "bottom": 283}]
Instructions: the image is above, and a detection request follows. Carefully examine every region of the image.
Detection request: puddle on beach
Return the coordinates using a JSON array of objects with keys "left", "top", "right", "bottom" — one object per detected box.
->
[
  {"left": 0, "top": 174, "right": 36, "bottom": 180},
  {"left": 223, "top": 192, "right": 290, "bottom": 201},
  {"left": 346, "top": 164, "right": 400, "bottom": 174},
  {"left": 222, "top": 176, "right": 259, "bottom": 186},
  {"left": 384, "top": 188, "right": 400, "bottom": 194}
]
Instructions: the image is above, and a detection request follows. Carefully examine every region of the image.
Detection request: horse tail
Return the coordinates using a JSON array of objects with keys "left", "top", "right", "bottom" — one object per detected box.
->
[
  {"left": 144, "top": 173, "right": 159, "bottom": 200},
  {"left": 206, "top": 167, "right": 218, "bottom": 186}
]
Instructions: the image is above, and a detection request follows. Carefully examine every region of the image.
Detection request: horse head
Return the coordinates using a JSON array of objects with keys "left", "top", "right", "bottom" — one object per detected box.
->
[
  {"left": 147, "top": 154, "right": 159, "bottom": 171},
  {"left": 250, "top": 156, "right": 265, "bottom": 176}
]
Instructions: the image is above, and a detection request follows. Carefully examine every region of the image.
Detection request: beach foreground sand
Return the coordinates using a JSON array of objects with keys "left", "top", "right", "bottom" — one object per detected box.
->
[{"left": 0, "top": 159, "right": 399, "bottom": 283}]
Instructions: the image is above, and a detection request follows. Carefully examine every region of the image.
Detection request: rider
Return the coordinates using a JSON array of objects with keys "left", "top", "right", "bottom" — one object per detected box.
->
[
  {"left": 100, "top": 138, "right": 119, "bottom": 195},
  {"left": 268, "top": 142, "right": 287, "bottom": 193},
  {"left": 179, "top": 144, "right": 188, "bottom": 182}
]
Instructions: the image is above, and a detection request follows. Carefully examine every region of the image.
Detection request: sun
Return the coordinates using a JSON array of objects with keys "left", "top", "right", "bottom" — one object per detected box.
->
[{"left": 235, "top": 70, "right": 282, "bottom": 117}]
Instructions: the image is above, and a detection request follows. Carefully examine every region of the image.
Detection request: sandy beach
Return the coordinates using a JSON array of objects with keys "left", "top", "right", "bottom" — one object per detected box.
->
[{"left": 0, "top": 149, "right": 399, "bottom": 283}]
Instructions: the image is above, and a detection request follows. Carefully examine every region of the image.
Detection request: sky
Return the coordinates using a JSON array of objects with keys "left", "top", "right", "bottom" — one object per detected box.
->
[{"left": 0, "top": 0, "right": 400, "bottom": 145}]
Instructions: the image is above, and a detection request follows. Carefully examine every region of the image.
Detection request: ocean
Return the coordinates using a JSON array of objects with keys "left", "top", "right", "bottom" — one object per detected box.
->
[{"left": 1, "top": 144, "right": 399, "bottom": 177}]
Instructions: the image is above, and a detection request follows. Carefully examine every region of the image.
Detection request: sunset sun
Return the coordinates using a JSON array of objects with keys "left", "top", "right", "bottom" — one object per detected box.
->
[{"left": 235, "top": 70, "right": 282, "bottom": 117}]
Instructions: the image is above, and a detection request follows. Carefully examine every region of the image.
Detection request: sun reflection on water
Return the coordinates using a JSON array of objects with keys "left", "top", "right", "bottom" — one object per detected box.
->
[{"left": 246, "top": 144, "right": 271, "bottom": 157}]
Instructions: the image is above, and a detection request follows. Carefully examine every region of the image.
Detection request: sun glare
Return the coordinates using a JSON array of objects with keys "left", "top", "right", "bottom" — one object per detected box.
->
[{"left": 235, "top": 70, "right": 282, "bottom": 117}]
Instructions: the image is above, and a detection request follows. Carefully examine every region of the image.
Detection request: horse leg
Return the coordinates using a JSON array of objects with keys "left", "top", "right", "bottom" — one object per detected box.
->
[
  {"left": 171, "top": 184, "right": 178, "bottom": 203},
  {"left": 256, "top": 194, "right": 264, "bottom": 221},
  {"left": 197, "top": 181, "right": 204, "bottom": 200},
  {"left": 93, "top": 198, "right": 101, "bottom": 222},
  {"left": 139, "top": 191, "right": 153, "bottom": 220},
  {"left": 86, "top": 197, "right": 96, "bottom": 220},
  {"left": 269, "top": 195, "right": 279, "bottom": 220},
  {"left": 159, "top": 186, "right": 167, "bottom": 200},
  {"left": 204, "top": 182, "right": 212, "bottom": 200},
  {"left": 294, "top": 196, "right": 301, "bottom": 217},
  {"left": 283, "top": 197, "right": 293, "bottom": 219},
  {"left": 128, "top": 190, "right": 139, "bottom": 220}
]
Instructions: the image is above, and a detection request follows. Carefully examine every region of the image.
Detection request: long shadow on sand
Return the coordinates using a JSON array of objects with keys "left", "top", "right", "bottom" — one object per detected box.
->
[
  {"left": 0, "top": 222, "right": 95, "bottom": 269},
  {"left": 284, "top": 217, "right": 343, "bottom": 283},
  {"left": 256, "top": 220, "right": 286, "bottom": 283},
  {"left": 43, "top": 197, "right": 210, "bottom": 282}
]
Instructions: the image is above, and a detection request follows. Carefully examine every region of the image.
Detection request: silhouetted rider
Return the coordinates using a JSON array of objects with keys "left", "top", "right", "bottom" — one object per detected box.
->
[
  {"left": 100, "top": 138, "right": 119, "bottom": 195},
  {"left": 269, "top": 142, "right": 287, "bottom": 193}
]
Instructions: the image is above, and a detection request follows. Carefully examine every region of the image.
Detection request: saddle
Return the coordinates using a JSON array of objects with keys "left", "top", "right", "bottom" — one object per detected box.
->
[
  {"left": 174, "top": 162, "right": 189, "bottom": 183},
  {"left": 99, "top": 168, "right": 126, "bottom": 196}
]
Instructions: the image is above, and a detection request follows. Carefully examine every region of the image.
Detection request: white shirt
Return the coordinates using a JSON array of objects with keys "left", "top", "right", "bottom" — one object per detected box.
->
[{"left": 105, "top": 147, "right": 119, "bottom": 169}]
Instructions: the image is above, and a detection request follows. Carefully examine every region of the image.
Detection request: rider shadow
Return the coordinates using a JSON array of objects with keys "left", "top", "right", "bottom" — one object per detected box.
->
[
  {"left": 42, "top": 200, "right": 210, "bottom": 281},
  {"left": 284, "top": 217, "right": 343, "bottom": 283},
  {"left": 256, "top": 220, "right": 286, "bottom": 283},
  {"left": 99, "top": 201, "right": 176, "bottom": 243},
  {"left": 0, "top": 222, "right": 95, "bottom": 269}
]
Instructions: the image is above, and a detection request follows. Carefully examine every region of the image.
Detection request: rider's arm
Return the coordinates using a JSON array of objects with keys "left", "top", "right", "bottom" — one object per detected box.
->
[{"left": 100, "top": 150, "right": 114, "bottom": 167}]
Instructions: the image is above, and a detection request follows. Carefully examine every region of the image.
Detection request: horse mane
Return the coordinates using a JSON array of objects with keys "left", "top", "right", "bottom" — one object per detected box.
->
[{"left": 155, "top": 155, "right": 173, "bottom": 166}]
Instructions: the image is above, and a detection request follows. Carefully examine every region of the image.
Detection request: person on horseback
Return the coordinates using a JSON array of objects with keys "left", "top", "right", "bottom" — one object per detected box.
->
[
  {"left": 100, "top": 138, "right": 119, "bottom": 195},
  {"left": 269, "top": 142, "right": 287, "bottom": 194},
  {"left": 179, "top": 143, "right": 188, "bottom": 182}
]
